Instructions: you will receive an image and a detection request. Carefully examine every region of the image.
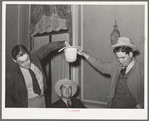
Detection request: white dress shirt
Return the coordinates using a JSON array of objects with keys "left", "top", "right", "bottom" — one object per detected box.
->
[
  {"left": 125, "top": 59, "right": 135, "bottom": 74},
  {"left": 20, "top": 63, "right": 43, "bottom": 99}
]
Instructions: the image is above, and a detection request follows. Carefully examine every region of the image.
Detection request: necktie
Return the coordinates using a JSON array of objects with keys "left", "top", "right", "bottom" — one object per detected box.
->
[
  {"left": 67, "top": 100, "right": 72, "bottom": 108},
  {"left": 28, "top": 68, "right": 41, "bottom": 95},
  {"left": 121, "top": 66, "right": 127, "bottom": 76}
]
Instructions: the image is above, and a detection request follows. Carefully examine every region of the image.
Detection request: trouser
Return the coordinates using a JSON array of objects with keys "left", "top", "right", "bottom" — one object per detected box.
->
[{"left": 28, "top": 94, "right": 45, "bottom": 108}]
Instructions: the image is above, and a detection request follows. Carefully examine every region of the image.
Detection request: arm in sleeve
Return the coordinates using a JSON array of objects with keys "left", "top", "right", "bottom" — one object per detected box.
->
[
  {"left": 6, "top": 76, "right": 16, "bottom": 107},
  {"left": 86, "top": 56, "right": 115, "bottom": 75},
  {"left": 77, "top": 99, "right": 86, "bottom": 108},
  {"left": 74, "top": 98, "right": 86, "bottom": 108},
  {"left": 34, "top": 41, "right": 66, "bottom": 60},
  {"left": 139, "top": 64, "right": 144, "bottom": 108}
]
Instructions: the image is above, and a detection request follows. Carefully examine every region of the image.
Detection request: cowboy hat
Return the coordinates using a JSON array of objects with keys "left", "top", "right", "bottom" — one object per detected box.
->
[
  {"left": 111, "top": 37, "right": 136, "bottom": 51},
  {"left": 55, "top": 78, "right": 78, "bottom": 97}
]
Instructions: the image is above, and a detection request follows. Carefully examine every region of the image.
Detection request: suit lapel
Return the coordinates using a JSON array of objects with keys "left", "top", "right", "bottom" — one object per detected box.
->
[
  {"left": 59, "top": 99, "right": 68, "bottom": 108},
  {"left": 15, "top": 64, "right": 27, "bottom": 88},
  {"left": 30, "top": 55, "right": 44, "bottom": 78},
  {"left": 114, "top": 67, "right": 121, "bottom": 85}
]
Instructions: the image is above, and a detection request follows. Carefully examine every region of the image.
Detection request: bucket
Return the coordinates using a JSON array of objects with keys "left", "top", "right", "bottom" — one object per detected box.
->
[{"left": 58, "top": 46, "right": 80, "bottom": 63}]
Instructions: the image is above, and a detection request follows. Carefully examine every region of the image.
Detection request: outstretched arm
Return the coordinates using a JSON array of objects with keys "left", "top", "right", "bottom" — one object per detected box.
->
[
  {"left": 77, "top": 47, "right": 115, "bottom": 75},
  {"left": 136, "top": 64, "right": 144, "bottom": 108},
  {"left": 77, "top": 48, "right": 89, "bottom": 59},
  {"left": 6, "top": 76, "right": 16, "bottom": 107},
  {"left": 34, "top": 41, "right": 66, "bottom": 60}
]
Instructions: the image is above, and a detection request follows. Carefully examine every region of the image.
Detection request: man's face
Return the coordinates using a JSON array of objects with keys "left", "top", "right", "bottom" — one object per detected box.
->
[
  {"left": 61, "top": 84, "right": 72, "bottom": 99},
  {"left": 16, "top": 53, "right": 31, "bottom": 69},
  {"left": 116, "top": 51, "right": 133, "bottom": 67}
]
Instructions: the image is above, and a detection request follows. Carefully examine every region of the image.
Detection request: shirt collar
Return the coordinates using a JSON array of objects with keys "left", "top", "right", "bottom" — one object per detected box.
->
[
  {"left": 61, "top": 98, "right": 71, "bottom": 106},
  {"left": 20, "top": 63, "right": 33, "bottom": 72},
  {"left": 126, "top": 59, "right": 135, "bottom": 74},
  {"left": 20, "top": 66, "right": 28, "bottom": 72}
]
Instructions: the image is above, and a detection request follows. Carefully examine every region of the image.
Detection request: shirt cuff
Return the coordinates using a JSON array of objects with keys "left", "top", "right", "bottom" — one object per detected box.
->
[{"left": 83, "top": 52, "right": 89, "bottom": 59}]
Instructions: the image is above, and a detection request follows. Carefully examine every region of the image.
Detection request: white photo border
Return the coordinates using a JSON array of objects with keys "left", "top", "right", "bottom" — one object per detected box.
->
[{"left": 2, "top": 1, "right": 148, "bottom": 120}]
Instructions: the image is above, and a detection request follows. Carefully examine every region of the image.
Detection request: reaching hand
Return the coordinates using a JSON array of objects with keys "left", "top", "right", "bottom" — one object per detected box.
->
[
  {"left": 77, "top": 48, "right": 89, "bottom": 59},
  {"left": 77, "top": 47, "right": 84, "bottom": 56},
  {"left": 65, "top": 41, "right": 71, "bottom": 47}
]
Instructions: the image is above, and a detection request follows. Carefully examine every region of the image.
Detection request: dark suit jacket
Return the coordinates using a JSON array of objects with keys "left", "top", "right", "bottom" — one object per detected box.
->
[
  {"left": 50, "top": 98, "right": 86, "bottom": 108},
  {"left": 6, "top": 41, "right": 65, "bottom": 107}
]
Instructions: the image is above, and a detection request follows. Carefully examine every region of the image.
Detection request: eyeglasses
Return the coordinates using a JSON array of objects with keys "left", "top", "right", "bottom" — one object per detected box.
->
[{"left": 17, "top": 56, "right": 31, "bottom": 65}]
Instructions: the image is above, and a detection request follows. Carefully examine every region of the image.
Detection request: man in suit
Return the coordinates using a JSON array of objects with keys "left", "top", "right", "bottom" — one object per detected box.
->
[
  {"left": 50, "top": 78, "right": 86, "bottom": 108},
  {"left": 6, "top": 41, "right": 67, "bottom": 108},
  {"left": 78, "top": 37, "right": 144, "bottom": 108}
]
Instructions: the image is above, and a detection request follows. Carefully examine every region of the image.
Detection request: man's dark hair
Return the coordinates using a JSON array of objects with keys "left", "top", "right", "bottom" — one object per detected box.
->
[
  {"left": 113, "top": 46, "right": 133, "bottom": 55},
  {"left": 12, "top": 45, "right": 29, "bottom": 60},
  {"left": 60, "top": 85, "right": 63, "bottom": 90}
]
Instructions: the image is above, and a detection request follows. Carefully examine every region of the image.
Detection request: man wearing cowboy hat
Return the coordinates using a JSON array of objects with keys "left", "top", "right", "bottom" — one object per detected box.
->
[
  {"left": 50, "top": 78, "right": 86, "bottom": 108},
  {"left": 78, "top": 37, "right": 144, "bottom": 108}
]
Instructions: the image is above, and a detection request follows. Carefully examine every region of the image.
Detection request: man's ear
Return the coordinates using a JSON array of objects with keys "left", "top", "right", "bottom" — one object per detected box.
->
[
  {"left": 129, "top": 52, "right": 133, "bottom": 57},
  {"left": 13, "top": 59, "right": 17, "bottom": 63}
]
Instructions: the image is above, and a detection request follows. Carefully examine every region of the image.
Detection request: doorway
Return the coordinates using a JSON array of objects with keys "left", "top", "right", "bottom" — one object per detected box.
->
[{"left": 33, "top": 31, "right": 69, "bottom": 107}]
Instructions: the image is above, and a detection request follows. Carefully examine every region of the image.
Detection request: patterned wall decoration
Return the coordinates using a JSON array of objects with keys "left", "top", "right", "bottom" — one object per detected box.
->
[{"left": 29, "top": 5, "right": 72, "bottom": 51}]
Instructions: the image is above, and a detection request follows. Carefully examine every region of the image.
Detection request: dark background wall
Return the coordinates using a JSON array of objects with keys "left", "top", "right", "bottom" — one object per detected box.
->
[
  {"left": 6, "top": 5, "right": 19, "bottom": 74},
  {"left": 6, "top": 5, "right": 30, "bottom": 74}
]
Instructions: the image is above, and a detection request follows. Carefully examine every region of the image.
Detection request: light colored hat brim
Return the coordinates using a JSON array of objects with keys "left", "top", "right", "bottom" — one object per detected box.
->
[
  {"left": 55, "top": 78, "right": 78, "bottom": 97},
  {"left": 58, "top": 46, "right": 81, "bottom": 52},
  {"left": 111, "top": 43, "right": 136, "bottom": 51}
]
